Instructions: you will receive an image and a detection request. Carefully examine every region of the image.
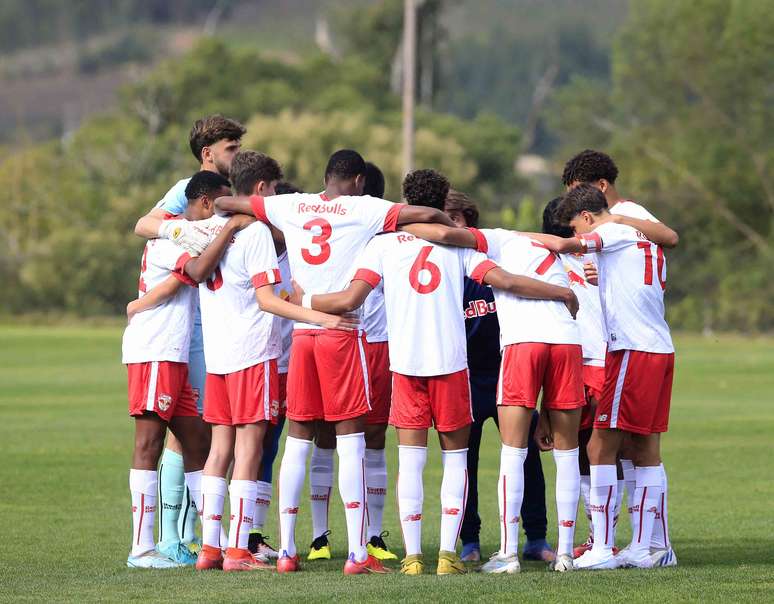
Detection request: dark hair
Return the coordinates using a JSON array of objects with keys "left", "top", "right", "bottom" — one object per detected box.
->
[
  {"left": 188, "top": 115, "right": 246, "bottom": 162},
  {"left": 274, "top": 181, "right": 303, "bottom": 195},
  {"left": 444, "top": 189, "right": 479, "bottom": 227},
  {"left": 559, "top": 184, "right": 609, "bottom": 223},
  {"left": 363, "top": 162, "right": 385, "bottom": 198},
  {"left": 402, "top": 169, "right": 450, "bottom": 210},
  {"left": 542, "top": 197, "right": 574, "bottom": 237},
  {"left": 229, "top": 150, "right": 284, "bottom": 195},
  {"left": 184, "top": 170, "right": 231, "bottom": 202},
  {"left": 561, "top": 149, "right": 619, "bottom": 186},
  {"left": 325, "top": 149, "right": 366, "bottom": 181}
]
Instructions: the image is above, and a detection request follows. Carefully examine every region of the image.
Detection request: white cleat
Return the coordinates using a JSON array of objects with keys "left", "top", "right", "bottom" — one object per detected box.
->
[
  {"left": 127, "top": 549, "right": 185, "bottom": 569},
  {"left": 650, "top": 547, "right": 678, "bottom": 567},
  {"left": 615, "top": 547, "right": 654, "bottom": 569},
  {"left": 479, "top": 552, "right": 521, "bottom": 574},
  {"left": 549, "top": 553, "right": 574, "bottom": 572},
  {"left": 574, "top": 549, "right": 620, "bottom": 570}
]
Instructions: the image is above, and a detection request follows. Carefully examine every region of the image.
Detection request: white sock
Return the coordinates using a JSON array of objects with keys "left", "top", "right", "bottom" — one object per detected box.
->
[
  {"left": 553, "top": 448, "right": 580, "bottom": 556},
  {"left": 498, "top": 445, "right": 527, "bottom": 556},
  {"left": 439, "top": 448, "right": 468, "bottom": 554},
  {"left": 621, "top": 458, "right": 636, "bottom": 532},
  {"left": 129, "top": 469, "right": 157, "bottom": 557},
  {"left": 365, "top": 448, "right": 388, "bottom": 540},
  {"left": 253, "top": 480, "right": 272, "bottom": 530},
  {"left": 309, "top": 445, "right": 334, "bottom": 540},
  {"left": 589, "top": 464, "right": 617, "bottom": 554},
  {"left": 650, "top": 463, "right": 670, "bottom": 549},
  {"left": 182, "top": 470, "right": 202, "bottom": 544},
  {"left": 278, "top": 436, "right": 312, "bottom": 557},
  {"left": 630, "top": 466, "right": 663, "bottom": 555},
  {"left": 580, "top": 474, "right": 593, "bottom": 538},
  {"left": 336, "top": 433, "right": 367, "bottom": 562},
  {"left": 201, "top": 474, "right": 227, "bottom": 549},
  {"left": 184, "top": 470, "right": 203, "bottom": 514},
  {"left": 397, "top": 445, "right": 427, "bottom": 556},
  {"left": 613, "top": 479, "right": 625, "bottom": 541},
  {"left": 227, "top": 480, "right": 257, "bottom": 550}
]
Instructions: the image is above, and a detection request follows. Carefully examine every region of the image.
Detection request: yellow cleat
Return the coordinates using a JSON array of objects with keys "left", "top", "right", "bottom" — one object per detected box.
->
[
  {"left": 308, "top": 531, "right": 332, "bottom": 561},
  {"left": 367, "top": 531, "right": 399, "bottom": 561},
  {"left": 437, "top": 550, "right": 467, "bottom": 575},
  {"left": 400, "top": 554, "right": 424, "bottom": 575}
]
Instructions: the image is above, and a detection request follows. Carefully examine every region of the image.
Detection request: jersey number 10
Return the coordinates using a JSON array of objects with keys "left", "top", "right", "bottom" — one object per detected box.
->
[{"left": 637, "top": 242, "right": 666, "bottom": 290}]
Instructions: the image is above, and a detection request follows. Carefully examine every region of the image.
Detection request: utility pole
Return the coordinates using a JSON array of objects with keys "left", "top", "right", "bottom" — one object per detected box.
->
[{"left": 402, "top": 0, "right": 417, "bottom": 176}]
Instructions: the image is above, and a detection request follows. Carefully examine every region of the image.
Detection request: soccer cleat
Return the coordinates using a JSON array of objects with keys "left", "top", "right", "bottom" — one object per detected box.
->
[
  {"left": 574, "top": 549, "right": 620, "bottom": 570},
  {"left": 614, "top": 547, "right": 654, "bottom": 569},
  {"left": 195, "top": 544, "right": 224, "bottom": 570},
  {"left": 223, "top": 547, "right": 274, "bottom": 572},
  {"left": 185, "top": 539, "right": 202, "bottom": 555},
  {"left": 437, "top": 550, "right": 467, "bottom": 575},
  {"left": 461, "top": 542, "right": 481, "bottom": 562},
  {"left": 343, "top": 553, "right": 390, "bottom": 575},
  {"left": 548, "top": 553, "right": 574, "bottom": 572},
  {"left": 276, "top": 551, "right": 301, "bottom": 573},
  {"left": 650, "top": 547, "right": 678, "bottom": 567},
  {"left": 573, "top": 535, "right": 594, "bottom": 559},
  {"left": 248, "top": 531, "right": 279, "bottom": 560},
  {"left": 308, "top": 530, "right": 332, "bottom": 560},
  {"left": 367, "top": 531, "right": 398, "bottom": 561},
  {"left": 400, "top": 554, "right": 424, "bottom": 575},
  {"left": 479, "top": 552, "right": 520, "bottom": 574},
  {"left": 127, "top": 549, "right": 185, "bottom": 569},
  {"left": 523, "top": 538, "right": 556, "bottom": 562},
  {"left": 157, "top": 540, "right": 198, "bottom": 566}
]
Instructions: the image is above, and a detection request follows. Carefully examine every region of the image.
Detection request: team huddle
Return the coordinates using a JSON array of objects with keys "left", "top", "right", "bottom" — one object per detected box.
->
[{"left": 122, "top": 115, "right": 679, "bottom": 575}]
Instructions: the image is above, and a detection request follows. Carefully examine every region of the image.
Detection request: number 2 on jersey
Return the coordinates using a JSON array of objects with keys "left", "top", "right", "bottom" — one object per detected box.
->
[
  {"left": 301, "top": 218, "right": 332, "bottom": 265},
  {"left": 409, "top": 246, "right": 442, "bottom": 294},
  {"left": 637, "top": 242, "right": 666, "bottom": 290}
]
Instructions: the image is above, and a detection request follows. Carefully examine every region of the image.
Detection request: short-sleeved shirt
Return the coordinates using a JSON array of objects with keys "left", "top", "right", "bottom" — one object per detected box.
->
[
  {"left": 122, "top": 239, "right": 197, "bottom": 364},
  {"left": 197, "top": 216, "right": 283, "bottom": 374},
  {"left": 561, "top": 253, "right": 607, "bottom": 365},
  {"left": 362, "top": 281, "right": 388, "bottom": 343},
  {"left": 610, "top": 200, "right": 658, "bottom": 222},
  {"left": 273, "top": 251, "right": 294, "bottom": 374},
  {"left": 476, "top": 228, "right": 580, "bottom": 347},
  {"left": 579, "top": 222, "right": 673, "bottom": 354},
  {"left": 353, "top": 232, "right": 497, "bottom": 376},
  {"left": 250, "top": 192, "right": 404, "bottom": 329}
]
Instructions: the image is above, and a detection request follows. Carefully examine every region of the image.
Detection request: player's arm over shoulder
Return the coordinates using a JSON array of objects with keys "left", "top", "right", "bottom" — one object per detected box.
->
[
  {"left": 127, "top": 274, "right": 184, "bottom": 320},
  {"left": 395, "top": 204, "right": 456, "bottom": 228},
  {"left": 611, "top": 202, "right": 679, "bottom": 248},
  {"left": 134, "top": 179, "right": 190, "bottom": 239},
  {"left": 399, "top": 223, "right": 478, "bottom": 248}
]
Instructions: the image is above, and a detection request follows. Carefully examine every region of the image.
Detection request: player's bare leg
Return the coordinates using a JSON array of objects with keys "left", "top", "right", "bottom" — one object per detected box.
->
[
  {"left": 364, "top": 423, "right": 395, "bottom": 560},
  {"left": 308, "top": 421, "right": 336, "bottom": 560}
]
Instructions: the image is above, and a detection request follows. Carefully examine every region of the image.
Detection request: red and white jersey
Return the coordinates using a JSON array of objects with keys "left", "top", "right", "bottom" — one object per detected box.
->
[
  {"left": 273, "top": 251, "right": 294, "bottom": 374},
  {"left": 354, "top": 232, "right": 496, "bottom": 376},
  {"left": 561, "top": 253, "right": 606, "bottom": 366},
  {"left": 362, "top": 281, "right": 388, "bottom": 343},
  {"left": 250, "top": 193, "right": 403, "bottom": 329},
  {"left": 610, "top": 199, "right": 659, "bottom": 222},
  {"left": 122, "top": 239, "right": 197, "bottom": 364},
  {"left": 476, "top": 228, "right": 580, "bottom": 347},
  {"left": 198, "top": 216, "right": 283, "bottom": 374},
  {"left": 579, "top": 222, "right": 673, "bottom": 354}
]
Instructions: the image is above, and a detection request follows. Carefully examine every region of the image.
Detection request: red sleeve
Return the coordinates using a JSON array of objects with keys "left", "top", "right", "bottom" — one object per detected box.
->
[
  {"left": 353, "top": 268, "right": 382, "bottom": 288},
  {"left": 466, "top": 227, "right": 488, "bottom": 253},
  {"left": 470, "top": 259, "right": 498, "bottom": 285},
  {"left": 162, "top": 212, "right": 181, "bottom": 220},
  {"left": 382, "top": 203, "right": 407, "bottom": 233},
  {"left": 249, "top": 195, "right": 269, "bottom": 224},
  {"left": 251, "top": 269, "right": 282, "bottom": 289},
  {"left": 173, "top": 253, "right": 199, "bottom": 287},
  {"left": 579, "top": 232, "right": 603, "bottom": 252}
]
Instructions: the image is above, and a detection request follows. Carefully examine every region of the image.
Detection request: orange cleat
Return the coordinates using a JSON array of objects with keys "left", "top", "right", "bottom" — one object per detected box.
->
[
  {"left": 343, "top": 553, "right": 390, "bottom": 575},
  {"left": 276, "top": 551, "right": 301, "bottom": 574},
  {"left": 223, "top": 547, "right": 273, "bottom": 572},
  {"left": 195, "top": 544, "right": 224, "bottom": 570},
  {"left": 573, "top": 536, "right": 593, "bottom": 559}
]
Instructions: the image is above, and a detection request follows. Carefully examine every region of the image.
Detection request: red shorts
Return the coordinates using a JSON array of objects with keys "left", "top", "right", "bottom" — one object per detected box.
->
[
  {"left": 497, "top": 343, "right": 585, "bottom": 410},
  {"left": 286, "top": 330, "right": 371, "bottom": 422},
  {"left": 595, "top": 350, "right": 674, "bottom": 435},
  {"left": 127, "top": 361, "right": 198, "bottom": 422},
  {"left": 278, "top": 372, "right": 288, "bottom": 417},
  {"left": 580, "top": 364, "right": 606, "bottom": 430},
  {"left": 390, "top": 369, "right": 473, "bottom": 432},
  {"left": 365, "top": 341, "right": 391, "bottom": 425},
  {"left": 204, "top": 360, "right": 279, "bottom": 426}
]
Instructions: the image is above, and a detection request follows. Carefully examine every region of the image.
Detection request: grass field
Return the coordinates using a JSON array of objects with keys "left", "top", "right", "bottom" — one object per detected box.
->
[{"left": 1, "top": 325, "right": 773, "bottom": 602}]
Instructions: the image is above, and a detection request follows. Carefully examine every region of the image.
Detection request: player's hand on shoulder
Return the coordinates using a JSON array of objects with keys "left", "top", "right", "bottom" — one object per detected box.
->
[
  {"left": 227, "top": 214, "right": 256, "bottom": 230},
  {"left": 583, "top": 261, "right": 599, "bottom": 286},
  {"left": 563, "top": 288, "right": 579, "bottom": 319}
]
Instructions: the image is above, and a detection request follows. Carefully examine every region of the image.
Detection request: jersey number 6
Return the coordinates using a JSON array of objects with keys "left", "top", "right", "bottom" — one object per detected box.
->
[
  {"left": 409, "top": 246, "right": 441, "bottom": 294},
  {"left": 301, "top": 218, "right": 332, "bottom": 265}
]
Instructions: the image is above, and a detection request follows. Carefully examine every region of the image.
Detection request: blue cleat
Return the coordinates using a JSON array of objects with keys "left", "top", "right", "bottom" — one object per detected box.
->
[{"left": 157, "top": 541, "right": 198, "bottom": 566}]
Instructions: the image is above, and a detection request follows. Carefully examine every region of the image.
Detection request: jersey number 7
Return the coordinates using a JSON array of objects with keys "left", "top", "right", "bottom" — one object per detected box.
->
[{"left": 409, "top": 246, "right": 441, "bottom": 294}]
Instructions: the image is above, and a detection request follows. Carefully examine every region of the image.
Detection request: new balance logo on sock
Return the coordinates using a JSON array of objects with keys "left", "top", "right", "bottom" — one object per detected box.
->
[
  {"left": 367, "top": 487, "right": 387, "bottom": 495},
  {"left": 282, "top": 507, "right": 299, "bottom": 514},
  {"left": 207, "top": 514, "right": 222, "bottom": 521},
  {"left": 345, "top": 501, "right": 361, "bottom": 509},
  {"left": 647, "top": 506, "right": 658, "bottom": 514},
  {"left": 559, "top": 520, "right": 575, "bottom": 527},
  {"left": 442, "top": 507, "right": 460, "bottom": 515},
  {"left": 403, "top": 513, "right": 422, "bottom": 522}
]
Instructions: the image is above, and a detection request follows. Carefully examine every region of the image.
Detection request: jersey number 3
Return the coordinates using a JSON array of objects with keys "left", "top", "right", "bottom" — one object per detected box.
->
[
  {"left": 301, "top": 218, "right": 332, "bottom": 265},
  {"left": 409, "top": 246, "right": 441, "bottom": 294}
]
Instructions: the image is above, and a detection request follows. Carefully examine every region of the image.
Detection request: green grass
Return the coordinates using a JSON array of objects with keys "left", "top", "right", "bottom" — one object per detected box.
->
[{"left": 1, "top": 326, "right": 773, "bottom": 602}]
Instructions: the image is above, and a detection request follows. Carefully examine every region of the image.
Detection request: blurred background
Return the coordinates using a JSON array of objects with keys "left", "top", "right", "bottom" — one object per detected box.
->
[{"left": 1, "top": 0, "right": 771, "bottom": 331}]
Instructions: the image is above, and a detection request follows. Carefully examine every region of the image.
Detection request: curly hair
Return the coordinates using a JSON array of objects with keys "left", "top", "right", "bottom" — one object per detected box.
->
[
  {"left": 402, "top": 169, "right": 450, "bottom": 210},
  {"left": 229, "top": 150, "right": 283, "bottom": 196},
  {"left": 188, "top": 115, "right": 246, "bottom": 162},
  {"left": 542, "top": 197, "right": 574, "bottom": 237},
  {"left": 444, "top": 189, "right": 480, "bottom": 227},
  {"left": 561, "top": 149, "right": 619, "bottom": 187},
  {"left": 558, "top": 184, "right": 609, "bottom": 224}
]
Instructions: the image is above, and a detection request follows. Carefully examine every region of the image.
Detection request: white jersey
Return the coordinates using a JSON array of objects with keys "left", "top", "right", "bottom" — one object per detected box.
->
[
  {"left": 580, "top": 222, "right": 673, "bottom": 354},
  {"left": 250, "top": 192, "right": 403, "bottom": 329},
  {"left": 198, "top": 216, "right": 283, "bottom": 374},
  {"left": 561, "top": 253, "right": 606, "bottom": 366},
  {"left": 610, "top": 199, "right": 659, "bottom": 222},
  {"left": 122, "top": 239, "right": 197, "bottom": 364},
  {"left": 355, "top": 232, "right": 496, "bottom": 376},
  {"left": 274, "top": 251, "right": 294, "bottom": 373},
  {"left": 362, "top": 281, "right": 388, "bottom": 343},
  {"left": 478, "top": 229, "right": 580, "bottom": 347}
]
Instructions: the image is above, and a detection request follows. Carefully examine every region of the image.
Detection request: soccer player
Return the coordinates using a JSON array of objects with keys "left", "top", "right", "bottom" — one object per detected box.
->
[
  {"left": 534, "top": 184, "right": 675, "bottom": 570},
  {"left": 562, "top": 149, "right": 677, "bottom": 563},
  {"left": 132, "top": 115, "right": 246, "bottom": 557},
  {"left": 214, "top": 149, "right": 462, "bottom": 575}
]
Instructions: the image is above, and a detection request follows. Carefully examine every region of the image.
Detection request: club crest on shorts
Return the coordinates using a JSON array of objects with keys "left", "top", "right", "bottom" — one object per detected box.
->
[
  {"left": 157, "top": 394, "right": 172, "bottom": 412},
  {"left": 270, "top": 399, "right": 280, "bottom": 417}
]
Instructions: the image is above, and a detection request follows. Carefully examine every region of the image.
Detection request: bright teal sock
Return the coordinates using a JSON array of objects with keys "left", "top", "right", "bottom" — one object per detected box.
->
[
  {"left": 157, "top": 448, "right": 185, "bottom": 549},
  {"left": 178, "top": 484, "right": 199, "bottom": 545}
]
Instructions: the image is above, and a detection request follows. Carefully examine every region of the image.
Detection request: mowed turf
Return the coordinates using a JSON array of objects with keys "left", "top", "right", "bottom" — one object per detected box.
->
[{"left": 0, "top": 325, "right": 773, "bottom": 603}]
